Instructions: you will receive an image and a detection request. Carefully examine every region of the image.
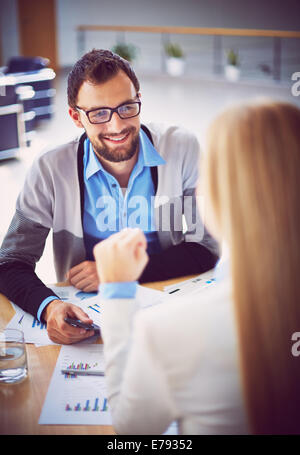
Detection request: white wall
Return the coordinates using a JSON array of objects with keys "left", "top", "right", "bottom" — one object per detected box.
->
[
  {"left": 1, "top": 0, "right": 299, "bottom": 69},
  {"left": 56, "top": 0, "right": 300, "bottom": 67}
]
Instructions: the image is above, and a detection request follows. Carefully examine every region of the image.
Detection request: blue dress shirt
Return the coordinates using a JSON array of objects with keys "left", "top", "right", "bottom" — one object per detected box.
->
[
  {"left": 38, "top": 129, "right": 165, "bottom": 321},
  {"left": 83, "top": 129, "right": 165, "bottom": 259}
]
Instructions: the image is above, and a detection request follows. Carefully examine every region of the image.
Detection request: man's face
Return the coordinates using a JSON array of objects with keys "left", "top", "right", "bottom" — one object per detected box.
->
[{"left": 70, "top": 70, "right": 140, "bottom": 163}]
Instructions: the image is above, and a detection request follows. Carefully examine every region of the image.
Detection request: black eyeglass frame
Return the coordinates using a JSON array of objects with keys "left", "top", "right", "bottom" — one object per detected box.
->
[{"left": 75, "top": 99, "right": 141, "bottom": 124}]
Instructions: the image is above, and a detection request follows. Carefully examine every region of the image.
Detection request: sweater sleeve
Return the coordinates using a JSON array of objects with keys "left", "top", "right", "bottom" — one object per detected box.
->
[
  {"left": 0, "top": 153, "right": 58, "bottom": 318},
  {"left": 0, "top": 261, "right": 59, "bottom": 319},
  {"left": 139, "top": 241, "right": 219, "bottom": 283}
]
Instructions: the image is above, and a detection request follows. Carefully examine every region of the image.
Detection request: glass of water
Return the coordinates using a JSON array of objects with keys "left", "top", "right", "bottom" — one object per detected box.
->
[{"left": 0, "top": 328, "right": 27, "bottom": 384}]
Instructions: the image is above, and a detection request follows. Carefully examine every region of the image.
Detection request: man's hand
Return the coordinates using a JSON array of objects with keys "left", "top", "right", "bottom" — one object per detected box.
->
[
  {"left": 43, "top": 299, "right": 95, "bottom": 344},
  {"left": 66, "top": 261, "right": 99, "bottom": 292},
  {"left": 93, "top": 228, "right": 149, "bottom": 283}
]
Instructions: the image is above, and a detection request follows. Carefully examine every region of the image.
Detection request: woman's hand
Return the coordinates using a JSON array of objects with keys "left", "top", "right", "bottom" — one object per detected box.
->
[{"left": 93, "top": 228, "right": 149, "bottom": 283}]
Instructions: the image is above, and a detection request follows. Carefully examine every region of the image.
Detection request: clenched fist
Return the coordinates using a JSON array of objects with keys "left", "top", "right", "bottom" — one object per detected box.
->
[{"left": 93, "top": 228, "right": 149, "bottom": 283}]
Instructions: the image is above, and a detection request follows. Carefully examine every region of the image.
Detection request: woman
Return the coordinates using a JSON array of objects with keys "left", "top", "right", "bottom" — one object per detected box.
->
[{"left": 93, "top": 100, "right": 300, "bottom": 434}]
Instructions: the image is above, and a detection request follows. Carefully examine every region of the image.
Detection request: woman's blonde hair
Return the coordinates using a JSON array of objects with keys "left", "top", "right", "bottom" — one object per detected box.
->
[{"left": 203, "top": 100, "right": 300, "bottom": 434}]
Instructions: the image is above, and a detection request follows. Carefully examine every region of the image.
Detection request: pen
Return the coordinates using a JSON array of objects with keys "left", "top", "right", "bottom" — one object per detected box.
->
[
  {"left": 169, "top": 288, "right": 179, "bottom": 294},
  {"left": 61, "top": 369, "right": 105, "bottom": 377}
]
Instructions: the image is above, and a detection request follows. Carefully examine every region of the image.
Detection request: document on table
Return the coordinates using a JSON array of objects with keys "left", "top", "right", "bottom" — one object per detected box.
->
[
  {"left": 39, "top": 343, "right": 178, "bottom": 433},
  {"left": 6, "top": 284, "right": 164, "bottom": 346},
  {"left": 39, "top": 344, "right": 111, "bottom": 425},
  {"left": 6, "top": 270, "right": 216, "bottom": 346},
  {"left": 6, "top": 286, "right": 100, "bottom": 346},
  {"left": 164, "top": 269, "right": 217, "bottom": 297},
  {"left": 6, "top": 309, "right": 57, "bottom": 345}
]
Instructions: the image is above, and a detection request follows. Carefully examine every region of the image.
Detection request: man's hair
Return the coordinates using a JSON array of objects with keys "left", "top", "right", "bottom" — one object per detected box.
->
[{"left": 67, "top": 49, "right": 140, "bottom": 108}]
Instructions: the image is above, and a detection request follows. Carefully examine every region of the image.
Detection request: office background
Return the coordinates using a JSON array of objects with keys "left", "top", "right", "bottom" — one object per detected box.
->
[{"left": 0, "top": 0, "right": 299, "bottom": 283}]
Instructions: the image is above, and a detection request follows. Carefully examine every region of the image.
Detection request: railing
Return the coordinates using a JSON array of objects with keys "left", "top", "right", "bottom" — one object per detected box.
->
[{"left": 76, "top": 25, "right": 300, "bottom": 81}]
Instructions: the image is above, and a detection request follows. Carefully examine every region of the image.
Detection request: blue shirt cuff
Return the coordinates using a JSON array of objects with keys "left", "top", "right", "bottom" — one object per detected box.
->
[
  {"left": 37, "top": 296, "right": 59, "bottom": 322},
  {"left": 99, "top": 282, "right": 137, "bottom": 299}
]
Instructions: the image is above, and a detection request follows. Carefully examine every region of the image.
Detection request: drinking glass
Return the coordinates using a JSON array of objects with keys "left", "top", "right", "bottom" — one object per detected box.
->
[{"left": 0, "top": 328, "right": 27, "bottom": 384}]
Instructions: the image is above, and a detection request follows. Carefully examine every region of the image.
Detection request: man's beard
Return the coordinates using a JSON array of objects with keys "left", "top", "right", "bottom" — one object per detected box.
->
[{"left": 90, "top": 127, "right": 139, "bottom": 163}]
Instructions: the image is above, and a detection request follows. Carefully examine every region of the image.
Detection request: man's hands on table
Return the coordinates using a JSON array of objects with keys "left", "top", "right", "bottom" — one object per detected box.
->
[
  {"left": 66, "top": 260, "right": 99, "bottom": 292},
  {"left": 42, "top": 300, "right": 95, "bottom": 344},
  {"left": 42, "top": 260, "right": 99, "bottom": 344},
  {"left": 43, "top": 228, "right": 148, "bottom": 344}
]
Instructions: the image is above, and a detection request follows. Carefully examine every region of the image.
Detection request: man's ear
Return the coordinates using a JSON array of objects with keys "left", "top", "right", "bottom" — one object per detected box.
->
[{"left": 69, "top": 107, "right": 84, "bottom": 128}]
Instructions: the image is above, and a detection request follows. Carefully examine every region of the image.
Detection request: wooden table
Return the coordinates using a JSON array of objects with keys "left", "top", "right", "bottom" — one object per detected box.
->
[{"left": 0, "top": 277, "right": 194, "bottom": 435}]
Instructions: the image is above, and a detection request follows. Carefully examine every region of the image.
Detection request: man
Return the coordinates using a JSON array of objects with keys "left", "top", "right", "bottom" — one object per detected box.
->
[{"left": 0, "top": 49, "right": 218, "bottom": 344}]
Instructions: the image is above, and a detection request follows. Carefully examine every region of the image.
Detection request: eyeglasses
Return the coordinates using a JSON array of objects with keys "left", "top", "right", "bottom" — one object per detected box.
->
[{"left": 76, "top": 100, "right": 141, "bottom": 124}]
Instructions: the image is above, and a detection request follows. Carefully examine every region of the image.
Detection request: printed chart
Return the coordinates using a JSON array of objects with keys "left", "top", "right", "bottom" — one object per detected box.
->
[
  {"left": 39, "top": 343, "right": 178, "bottom": 433},
  {"left": 7, "top": 284, "right": 165, "bottom": 346},
  {"left": 65, "top": 397, "right": 107, "bottom": 412},
  {"left": 32, "top": 318, "right": 47, "bottom": 329},
  {"left": 6, "top": 309, "right": 55, "bottom": 345},
  {"left": 7, "top": 286, "right": 101, "bottom": 346},
  {"left": 39, "top": 344, "right": 111, "bottom": 425},
  {"left": 87, "top": 301, "right": 101, "bottom": 315},
  {"left": 59, "top": 376, "right": 109, "bottom": 423}
]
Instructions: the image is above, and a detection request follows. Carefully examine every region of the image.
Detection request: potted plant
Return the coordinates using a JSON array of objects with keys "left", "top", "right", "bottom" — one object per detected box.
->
[
  {"left": 164, "top": 43, "right": 185, "bottom": 76},
  {"left": 111, "top": 43, "right": 137, "bottom": 62},
  {"left": 225, "top": 49, "right": 241, "bottom": 82}
]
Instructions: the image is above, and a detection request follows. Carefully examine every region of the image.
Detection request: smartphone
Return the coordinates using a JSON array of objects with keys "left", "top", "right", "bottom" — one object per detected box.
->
[{"left": 64, "top": 316, "right": 100, "bottom": 335}]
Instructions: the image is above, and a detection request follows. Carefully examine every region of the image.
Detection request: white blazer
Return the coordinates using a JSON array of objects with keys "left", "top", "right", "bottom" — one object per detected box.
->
[{"left": 100, "top": 277, "right": 249, "bottom": 435}]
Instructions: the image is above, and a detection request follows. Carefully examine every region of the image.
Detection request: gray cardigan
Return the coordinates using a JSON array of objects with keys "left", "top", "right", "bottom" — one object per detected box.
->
[{"left": 0, "top": 123, "right": 218, "bottom": 318}]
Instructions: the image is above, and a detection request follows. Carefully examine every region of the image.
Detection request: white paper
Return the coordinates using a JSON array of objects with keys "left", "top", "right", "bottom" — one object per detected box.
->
[
  {"left": 136, "top": 285, "right": 164, "bottom": 309},
  {"left": 39, "top": 344, "right": 111, "bottom": 425},
  {"left": 47, "top": 284, "right": 98, "bottom": 302},
  {"left": 51, "top": 284, "right": 165, "bottom": 328},
  {"left": 6, "top": 310, "right": 57, "bottom": 345},
  {"left": 164, "top": 269, "right": 217, "bottom": 297},
  {"left": 6, "top": 286, "right": 100, "bottom": 346},
  {"left": 6, "top": 285, "right": 164, "bottom": 346},
  {"left": 39, "top": 343, "right": 178, "bottom": 432}
]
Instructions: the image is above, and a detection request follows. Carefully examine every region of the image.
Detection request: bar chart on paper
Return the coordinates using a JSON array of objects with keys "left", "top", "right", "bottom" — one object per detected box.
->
[
  {"left": 39, "top": 339, "right": 178, "bottom": 433},
  {"left": 62, "top": 349, "right": 103, "bottom": 374},
  {"left": 6, "top": 308, "right": 55, "bottom": 345},
  {"left": 87, "top": 302, "right": 101, "bottom": 314},
  {"left": 65, "top": 397, "right": 108, "bottom": 412},
  {"left": 39, "top": 344, "right": 111, "bottom": 425},
  {"left": 63, "top": 359, "right": 100, "bottom": 378},
  {"left": 59, "top": 377, "right": 109, "bottom": 424},
  {"left": 32, "top": 318, "right": 47, "bottom": 329},
  {"left": 75, "top": 294, "right": 103, "bottom": 325}
]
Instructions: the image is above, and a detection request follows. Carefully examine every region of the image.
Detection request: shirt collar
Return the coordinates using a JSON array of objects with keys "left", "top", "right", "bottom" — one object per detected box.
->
[
  {"left": 84, "top": 138, "right": 104, "bottom": 180},
  {"left": 139, "top": 128, "right": 165, "bottom": 167},
  {"left": 84, "top": 128, "right": 165, "bottom": 180}
]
